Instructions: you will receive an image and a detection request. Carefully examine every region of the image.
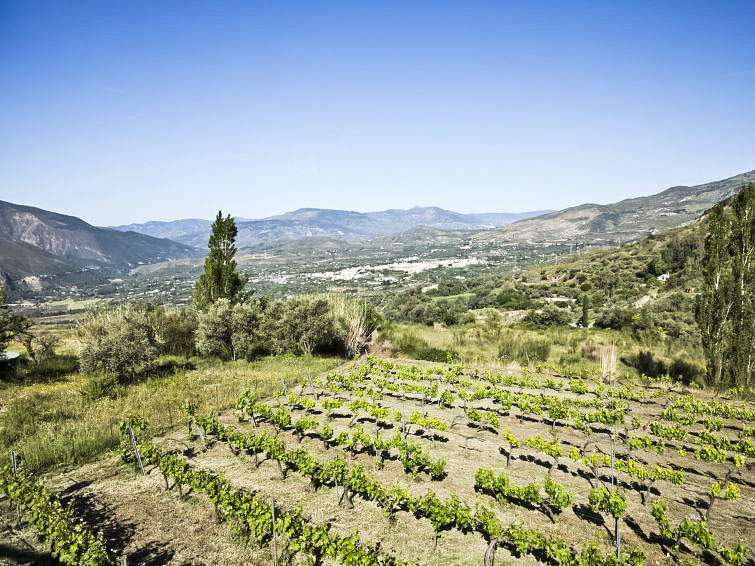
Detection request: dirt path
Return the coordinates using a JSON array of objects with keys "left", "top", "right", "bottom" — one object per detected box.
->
[{"left": 634, "top": 288, "right": 658, "bottom": 308}]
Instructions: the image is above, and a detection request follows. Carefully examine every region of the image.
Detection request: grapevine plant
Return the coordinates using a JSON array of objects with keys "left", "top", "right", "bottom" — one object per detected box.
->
[{"left": 0, "top": 465, "right": 112, "bottom": 566}]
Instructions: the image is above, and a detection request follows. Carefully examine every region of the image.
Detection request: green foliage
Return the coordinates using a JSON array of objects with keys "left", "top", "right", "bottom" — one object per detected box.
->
[
  {"left": 524, "top": 303, "right": 574, "bottom": 327},
  {"left": 543, "top": 474, "right": 573, "bottom": 511},
  {"left": 696, "top": 184, "right": 755, "bottom": 388},
  {"left": 159, "top": 308, "right": 198, "bottom": 358},
  {"left": 496, "top": 288, "right": 531, "bottom": 310},
  {"left": 77, "top": 302, "right": 159, "bottom": 382},
  {"left": 195, "top": 298, "right": 234, "bottom": 359},
  {"left": 228, "top": 299, "right": 269, "bottom": 359},
  {"left": 631, "top": 350, "right": 667, "bottom": 378},
  {"left": 647, "top": 257, "right": 668, "bottom": 277},
  {"left": 195, "top": 295, "right": 342, "bottom": 359},
  {"left": 589, "top": 486, "right": 627, "bottom": 519},
  {"left": 192, "top": 211, "right": 249, "bottom": 310},
  {"left": 722, "top": 483, "right": 740, "bottom": 501},
  {"left": 728, "top": 184, "right": 755, "bottom": 389},
  {"left": 0, "top": 465, "right": 112, "bottom": 565},
  {"left": 81, "top": 373, "right": 120, "bottom": 401},
  {"left": 475, "top": 468, "right": 572, "bottom": 521},
  {"left": 408, "top": 411, "right": 447, "bottom": 431},
  {"left": 264, "top": 297, "right": 340, "bottom": 356},
  {"left": 668, "top": 357, "right": 704, "bottom": 385}
]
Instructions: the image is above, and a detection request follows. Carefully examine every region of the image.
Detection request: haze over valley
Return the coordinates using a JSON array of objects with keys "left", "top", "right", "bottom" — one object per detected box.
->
[{"left": 2, "top": 170, "right": 752, "bottom": 309}]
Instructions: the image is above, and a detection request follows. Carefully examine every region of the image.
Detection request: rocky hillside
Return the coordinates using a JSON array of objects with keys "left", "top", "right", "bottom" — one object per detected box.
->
[
  {"left": 0, "top": 201, "right": 198, "bottom": 297},
  {"left": 474, "top": 170, "right": 755, "bottom": 245}
]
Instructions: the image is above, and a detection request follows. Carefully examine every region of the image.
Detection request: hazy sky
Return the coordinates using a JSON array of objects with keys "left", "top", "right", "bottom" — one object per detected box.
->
[{"left": 1, "top": 1, "right": 754, "bottom": 226}]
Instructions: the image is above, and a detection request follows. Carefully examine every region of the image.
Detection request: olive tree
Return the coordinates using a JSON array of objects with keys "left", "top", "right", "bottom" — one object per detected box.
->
[
  {"left": 195, "top": 298, "right": 267, "bottom": 361},
  {"left": 195, "top": 298, "right": 234, "bottom": 359},
  {"left": 264, "top": 297, "right": 339, "bottom": 355},
  {"left": 77, "top": 303, "right": 158, "bottom": 381}
]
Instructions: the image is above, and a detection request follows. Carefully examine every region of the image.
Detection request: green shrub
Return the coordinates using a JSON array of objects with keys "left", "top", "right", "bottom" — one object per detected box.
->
[
  {"left": 647, "top": 257, "right": 668, "bottom": 276},
  {"left": 668, "top": 358, "right": 705, "bottom": 385},
  {"left": 77, "top": 303, "right": 159, "bottom": 382},
  {"left": 395, "top": 331, "right": 457, "bottom": 362},
  {"left": 81, "top": 373, "right": 120, "bottom": 401},
  {"left": 160, "top": 309, "right": 198, "bottom": 357},
  {"left": 630, "top": 350, "right": 667, "bottom": 378},
  {"left": 524, "top": 303, "right": 573, "bottom": 327}
]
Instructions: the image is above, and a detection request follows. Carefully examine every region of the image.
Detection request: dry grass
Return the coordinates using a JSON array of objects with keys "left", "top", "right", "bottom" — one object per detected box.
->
[{"left": 0, "top": 356, "right": 340, "bottom": 472}]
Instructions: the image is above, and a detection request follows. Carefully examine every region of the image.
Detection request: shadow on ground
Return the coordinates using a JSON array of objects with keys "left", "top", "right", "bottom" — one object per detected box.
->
[{"left": 59, "top": 481, "right": 175, "bottom": 566}]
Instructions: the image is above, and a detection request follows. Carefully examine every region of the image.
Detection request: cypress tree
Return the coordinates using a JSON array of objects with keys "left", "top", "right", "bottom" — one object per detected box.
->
[{"left": 192, "top": 211, "right": 249, "bottom": 311}]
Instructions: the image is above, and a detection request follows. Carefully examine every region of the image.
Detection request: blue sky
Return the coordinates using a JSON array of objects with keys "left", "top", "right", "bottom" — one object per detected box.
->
[{"left": 1, "top": 1, "right": 753, "bottom": 225}]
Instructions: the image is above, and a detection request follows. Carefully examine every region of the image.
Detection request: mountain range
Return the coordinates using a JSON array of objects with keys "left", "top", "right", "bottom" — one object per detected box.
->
[
  {"left": 1, "top": 170, "right": 753, "bottom": 298},
  {"left": 112, "top": 207, "right": 552, "bottom": 249}
]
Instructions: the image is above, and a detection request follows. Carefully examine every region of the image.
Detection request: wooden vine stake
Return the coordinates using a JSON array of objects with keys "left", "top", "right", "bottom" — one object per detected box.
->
[
  {"left": 616, "top": 516, "right": 622, "bottom": 562},
  {"left": 128, "top": 427, "right": 145, "bottom": 475},
  {"left": 11, "top": 450, "right": 21, "bottom": 526},
  {"left": 484, "top": 537, "right": 505, "bottom": 566},
  {"left": 271, "top": 497, "right": 278, "bottom": 566},
  {"left": 192, "top": 416, "right": 206, "bottom": 443}
]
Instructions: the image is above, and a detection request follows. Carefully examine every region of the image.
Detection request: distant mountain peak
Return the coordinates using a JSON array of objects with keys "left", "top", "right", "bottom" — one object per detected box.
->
[{"left": 113, "top": 206, "right": 550, "bottom": 249}]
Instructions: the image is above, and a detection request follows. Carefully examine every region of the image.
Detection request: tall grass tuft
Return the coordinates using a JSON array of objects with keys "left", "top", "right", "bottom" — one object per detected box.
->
[{"left": 498, "top": 330, "right": 551, "bottom": 364}]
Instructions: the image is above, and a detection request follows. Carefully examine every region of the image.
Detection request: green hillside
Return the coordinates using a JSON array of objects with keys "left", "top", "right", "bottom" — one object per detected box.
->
[{"left": 524, "top": 218, "right": 705, "bottom": 342}]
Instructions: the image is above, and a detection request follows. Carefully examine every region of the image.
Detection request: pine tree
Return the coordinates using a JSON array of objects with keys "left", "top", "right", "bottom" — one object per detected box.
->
[{"left": 192, "top": 211, "right": 249, "bottom": 311}]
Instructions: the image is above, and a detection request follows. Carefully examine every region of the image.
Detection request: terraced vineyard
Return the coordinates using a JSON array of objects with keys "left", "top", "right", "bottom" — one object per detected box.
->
[{"left": 4, "top": 356, "right": 754, "bottom": 565}]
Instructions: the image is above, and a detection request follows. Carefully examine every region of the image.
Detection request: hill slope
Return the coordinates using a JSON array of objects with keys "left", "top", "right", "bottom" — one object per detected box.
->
[
  {"left": 474, "top": 170, "right": 755, "bottom": 245},
  {"left": 0, "top": 200, "right": 198, "bottom": 296},
  {"left": 110, "top": 218, "right": 212, "bottom": 243}
]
